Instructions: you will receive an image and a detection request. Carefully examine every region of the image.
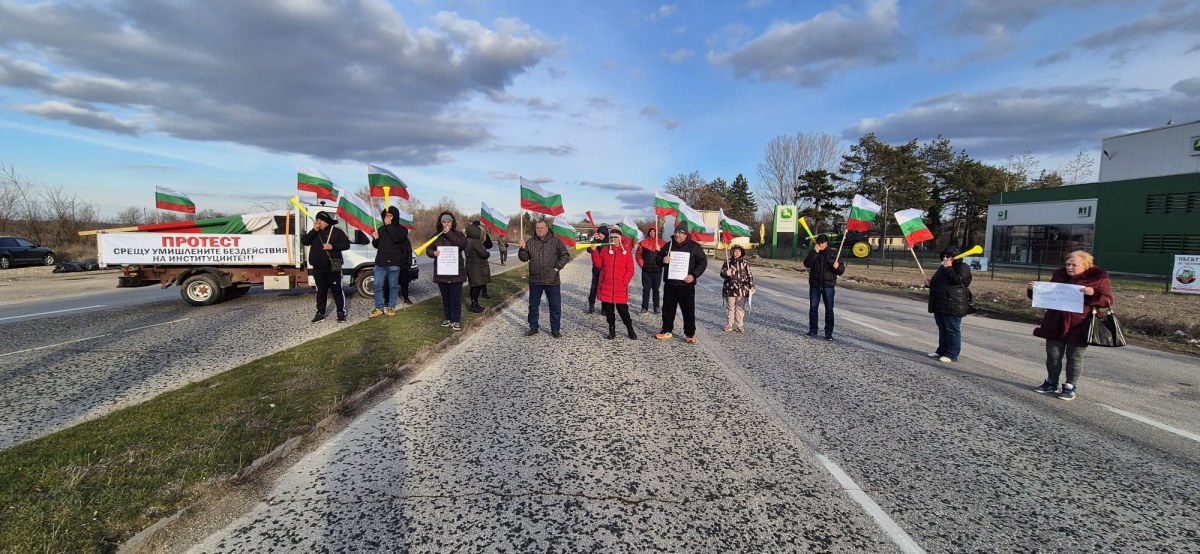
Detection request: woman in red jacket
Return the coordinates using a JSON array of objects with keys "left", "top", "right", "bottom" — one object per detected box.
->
[
  {"left": 593, "top": 226, "right": 637, "bottom": 339},
  {"left": 1026, "top": 250, "right": 1113, "bottom": 401}
]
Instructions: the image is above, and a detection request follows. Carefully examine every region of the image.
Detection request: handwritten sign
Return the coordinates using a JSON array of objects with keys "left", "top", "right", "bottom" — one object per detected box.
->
[
  {"left": 436, "top": 246, "right": 460, "bottom": 276},
  {"left": 667, "top": 251, "right": 691, "bottom": 281},
  {"left": 1031, "top": 282, "right": 1086, "bottom": 313}
]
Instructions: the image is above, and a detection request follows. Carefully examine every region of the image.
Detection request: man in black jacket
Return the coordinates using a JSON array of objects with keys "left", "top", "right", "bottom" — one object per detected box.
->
[
  {"left": 370, "top": 206, "right": 412, "bottom": 318},
  {"left": 518, "top": 220, "right": 571, "bottom": 337},
  {"left": 301, "top": 211, "right": 351, "bottom": 323},
  {"left": 655, "top": 223, "right": 707, "bottom": 344},
  {"left": 803, "top": 234, "right": 845, "bottom": 339}
]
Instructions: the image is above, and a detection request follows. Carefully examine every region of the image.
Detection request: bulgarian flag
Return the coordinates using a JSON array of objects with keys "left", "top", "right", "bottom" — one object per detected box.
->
[
  {"left": 393, "top": 208, "right": 415, "bottom": 230},
  {"left": 677, "top": 202, "right": 715, "bottom": 242},
  {"left": 520, "top": 177, "right": 565, "bottom": 216},
  {"left": 366, "top": 163, "right": 410, "bottom": 200},
  {"left": 550, "top": 216, "right": 577, "bottom": 247},
  {"left": 298, "top": 166, "right": 337, "bottom": 203},
  {"left": 654, "top": 191, "right": 683, "bottom": 217},
  {"left": 335, "top": 188, "right": 377, "bottom": 235},
  {"left": 480, "top": 202, "right": 509, "bottom": 237},
  {"left": 895, "top": 208, "right": 934, "bottom": 247},
  {"left": 847, "top": 194, "right": 881, "bottom": 232},
  {"left": 155, "top": 186, "right": 195, "bottom": 214},
  {"left": 620, "top": 215, "right": 644, "bottom": 242},
  {"left": 719, "top": 209, "right": 752, "bottom": 243}
]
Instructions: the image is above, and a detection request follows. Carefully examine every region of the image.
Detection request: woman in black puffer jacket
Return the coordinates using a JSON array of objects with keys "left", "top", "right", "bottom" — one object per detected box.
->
[{"left": 926, "top": 245, "right": 973, "bottom": 363}]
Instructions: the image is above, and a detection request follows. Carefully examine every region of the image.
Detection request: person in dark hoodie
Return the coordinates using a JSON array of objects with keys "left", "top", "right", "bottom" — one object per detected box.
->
[
  {"left": 925, "top": 244, "right": 974, "bottom": 363},
  {"left": 300, "top": 211, "right": 350, "bottom": 323},
  {"left": 465, "top": 221, "right": 492, "bottom": 313},
  {"left": 655, "top": 222, "right": 707, "bottom": 344},
  {"left": 1026, "top": 250, "right": 1113, "bottom": 401},
  {"left": 803, "top": 234, "right": 846, "bottom": 340},
  {"left": 370, "top": 206, "right": 412, "bottom": 318},
  {"left": 585, "top": 225, "right": 609, "bottom": 313},
  {"left": 426, "top": 212, "right": 468, "bottom": 331},
  {"left": 635, "top": 225, "right": 664, "bottom": 314}
]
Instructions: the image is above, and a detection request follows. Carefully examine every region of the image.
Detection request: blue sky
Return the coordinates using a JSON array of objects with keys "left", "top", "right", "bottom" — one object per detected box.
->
[{"left": 1, "top": 0, "right": 1197, "bottom": 223}]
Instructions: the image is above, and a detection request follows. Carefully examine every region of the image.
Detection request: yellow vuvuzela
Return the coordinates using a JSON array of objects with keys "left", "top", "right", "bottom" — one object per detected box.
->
[
  {"left": 414, "top": 232, "right": 444, "bottom": 256},
  {"left": 953, "top": 245, "right": 983, "bottom": 260}
]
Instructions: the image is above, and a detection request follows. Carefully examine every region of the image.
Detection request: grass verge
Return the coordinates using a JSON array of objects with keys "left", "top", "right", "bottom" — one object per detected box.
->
[{"left": 0, "top": 267, "right": 528, "bottom": 553}]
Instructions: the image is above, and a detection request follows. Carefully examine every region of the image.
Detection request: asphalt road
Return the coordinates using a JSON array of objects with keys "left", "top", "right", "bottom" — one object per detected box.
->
[
  {"left": 0, "top": 253, "right": 503, "bottom": 449},
  {"left": 190, "top": 256, "right": 1200, "bottom": 552}
]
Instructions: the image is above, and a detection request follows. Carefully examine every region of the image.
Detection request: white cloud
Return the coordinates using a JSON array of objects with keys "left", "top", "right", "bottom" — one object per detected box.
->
[
  {"left": 17, "top": 100, "right": 142, "bottom": 135},
  {"left": 0, "top": 1, "right": 560, "bottom": 164},
  {"left": 647, "top": 5, "right": 678, "bottom": 21},
  {"left": 579, "top": 180, "right": 642, "bottom": 191},
  {"left": 843, "top": 82, "right": 1199, "bottom": 158},
  {"left": 708, "top": 0, "right": 907, "bottom": 87},
  {"left": 664, "top": 48, "right": 694, "bottom": 63}
]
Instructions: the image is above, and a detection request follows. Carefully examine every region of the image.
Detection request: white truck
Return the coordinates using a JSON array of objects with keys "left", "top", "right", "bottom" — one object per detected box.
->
[{"left": 90, "top": 204, "right": 418, "bottom": 306}]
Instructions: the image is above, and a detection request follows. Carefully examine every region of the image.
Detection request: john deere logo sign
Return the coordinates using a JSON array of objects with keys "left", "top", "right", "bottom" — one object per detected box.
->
[
  {"left": 774, "top": 205, "right": 797, "bottom": 233},
  {"left": 1192, "top": 136, "right": 1200, "bottom": 153}
]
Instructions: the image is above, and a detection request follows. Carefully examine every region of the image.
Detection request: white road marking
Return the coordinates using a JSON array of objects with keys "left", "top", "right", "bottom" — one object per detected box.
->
[
  {"left": 123, "top": 318, "right": 191, "bottom": 332},
  {"left": 0, "top": 318, "right": 191, "bottom": 357},
  {"left": 840, "top": 316, "right": 902, "bottom": 337},
  {"left": 755, "top": 287, "right": 902, "bottom": 336},
  {"left": 0, "top": 334, "right": 114, "bottom": 357},
  {"left": 0, "top": 304, "right": 107, "bottom": 321},
  {"left": 1096, "top": 403, "right": 1200, "bottom": 444},
  {"left": 818, "top": 454, "right": 927, "bottom": 554}
]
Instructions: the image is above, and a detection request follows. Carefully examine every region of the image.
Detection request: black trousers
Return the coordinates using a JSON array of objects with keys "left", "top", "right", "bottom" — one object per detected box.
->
[
  {"left": 641, "top": 270, "right": 661, "bottom": 310},
  {"left": 602, "top": 302, "right": 632, "bottom": 330},
  {"left": 588, "top": 267, "right": 601, "bottom": 304},
  {"left": 470, "top": 285, "right": 483, "bottom": 303},
  {"left": 312, "top": 268, "right": 346, "bottom": 316},
  {"left": 660, "top": 284, "right": 696, "bottom": 338}
]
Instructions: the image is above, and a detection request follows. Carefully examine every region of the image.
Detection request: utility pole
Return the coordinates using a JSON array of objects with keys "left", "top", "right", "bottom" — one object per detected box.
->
[{"left": 878, "top": 183, "right": 892, "bottom": 259}]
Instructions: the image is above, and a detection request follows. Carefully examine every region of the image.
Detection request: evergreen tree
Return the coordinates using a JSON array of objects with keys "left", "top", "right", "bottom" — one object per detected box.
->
[
  {"left": 726, "top": 173, "right": 758, "bottom": 224},
  {"left": 794, "top": 169, "right": 842, "bottom": 230}
]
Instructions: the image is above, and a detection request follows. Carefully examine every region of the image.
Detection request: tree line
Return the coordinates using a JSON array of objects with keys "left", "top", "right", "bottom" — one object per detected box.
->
[{"left": 663, "top": 132, "right": 1094, "bottom": 250}]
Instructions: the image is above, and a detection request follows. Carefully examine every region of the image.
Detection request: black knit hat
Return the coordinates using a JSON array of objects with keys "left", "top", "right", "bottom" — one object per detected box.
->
[{"left": 315, "top": 211, "right": 337, "bottom": 225}]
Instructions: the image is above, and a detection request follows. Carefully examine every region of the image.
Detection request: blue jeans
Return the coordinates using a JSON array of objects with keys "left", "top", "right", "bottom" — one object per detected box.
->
[
  {"left": 528, "top": 284, "right": 562, "bottom": 333},
  {"left": 373, "top": 265, "right": 400, "bottom": 309},
  {"left": 809, "top": 286, "right": 835, "bottom": 337},
  {"left": 934, "top": 312, "right": 963, "bottom": 361},
  {"left": 437, "top": 282, "right": 463, "bottom": 323}
]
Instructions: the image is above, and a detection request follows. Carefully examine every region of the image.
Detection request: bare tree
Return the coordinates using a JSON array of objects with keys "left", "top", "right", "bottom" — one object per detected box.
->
[
  {"left": 1060, "top": 150, "right": 1095, "bottom": 185},
  {"left": 0, "top": 164, "right": 22, "bottom": 235},
  {"left": 1003, "top": 151, "right": 1039, "bottom": 191},
  {"left": 756, "top": 132, "right": 843, "bottom": 209},
  {"left": 116, "top": 206, "right": 144, "bottom": 226},
  {"left": 664, "top": 171, "right": 707, "bottom": 206}
]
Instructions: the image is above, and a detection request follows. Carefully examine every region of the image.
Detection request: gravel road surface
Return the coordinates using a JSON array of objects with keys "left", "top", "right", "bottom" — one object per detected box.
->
[{"left": 191, "top": 255, "right": 1200, "bottom": 552}]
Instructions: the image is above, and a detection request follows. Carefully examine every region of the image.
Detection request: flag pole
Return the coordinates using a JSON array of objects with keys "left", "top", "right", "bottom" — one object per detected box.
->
[
  {"left": 909, "top": 245, "right": 927, "bottom": 281},
  {"left": 834, "top": 207, "right": 851, "bottom": 263}
]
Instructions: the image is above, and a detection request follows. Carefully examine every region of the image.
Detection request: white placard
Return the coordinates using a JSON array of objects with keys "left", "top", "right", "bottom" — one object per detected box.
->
[
  {"left": 1031, "top": 282, "right": 1086, "bottom": 313},
  {"left": 667, "top": 251, "right": 691, "bottom": 281},
  {"left": 436, "top": 246, "right": 460, "bottom": 276},
  {"left": 1169, "top": 254, "right": 1200, "bottom": 294},
  {"left": 98, "top": 233, "right": 292, "bottom": 265}
]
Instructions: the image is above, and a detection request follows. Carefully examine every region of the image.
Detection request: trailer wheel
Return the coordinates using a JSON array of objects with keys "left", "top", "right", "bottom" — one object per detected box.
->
[
  {"left": 354, "top": 270, "right": 374, "bottom": 299},
  {"left": 851, "top": 241, "right": 871, "bottom": 258},
  {"left": 181, "top": 274, "right": 223, "bottom": 306}
]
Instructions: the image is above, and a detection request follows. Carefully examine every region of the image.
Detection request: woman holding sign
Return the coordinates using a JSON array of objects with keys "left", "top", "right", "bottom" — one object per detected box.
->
[
  {"left": 427, "top": 212, "right": 468, "bottom": 331},
  {"left": 1027, "top": 251, "right": 1113, "bottom": 400}
]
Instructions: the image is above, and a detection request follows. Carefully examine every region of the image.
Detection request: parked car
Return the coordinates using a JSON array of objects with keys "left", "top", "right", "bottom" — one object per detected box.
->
[{"left": 0, "top": 236, "right": 56, "bottom": 269}]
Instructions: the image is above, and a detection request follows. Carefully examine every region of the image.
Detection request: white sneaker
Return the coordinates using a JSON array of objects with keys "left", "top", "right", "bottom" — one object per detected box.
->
[
  {"left": 926, "top": 352, "right": 940, "bottom": 358},
  {"left": 938, "top": 356, "right": 953, "bottom": 363}
]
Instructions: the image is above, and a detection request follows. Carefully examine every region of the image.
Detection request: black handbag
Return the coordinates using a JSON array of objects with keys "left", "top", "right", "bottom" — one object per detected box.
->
[
  {"left": 1086, "top": 307, "right": 1127, "bottom": 347},
  {"left": 960, "top": 283, "right": 977, "bottom": 315}
]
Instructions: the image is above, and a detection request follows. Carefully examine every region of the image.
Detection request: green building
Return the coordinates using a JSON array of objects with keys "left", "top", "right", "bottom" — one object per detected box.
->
[{"left": 985, "top": 173, "right": 1199, "bottom": 276}]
